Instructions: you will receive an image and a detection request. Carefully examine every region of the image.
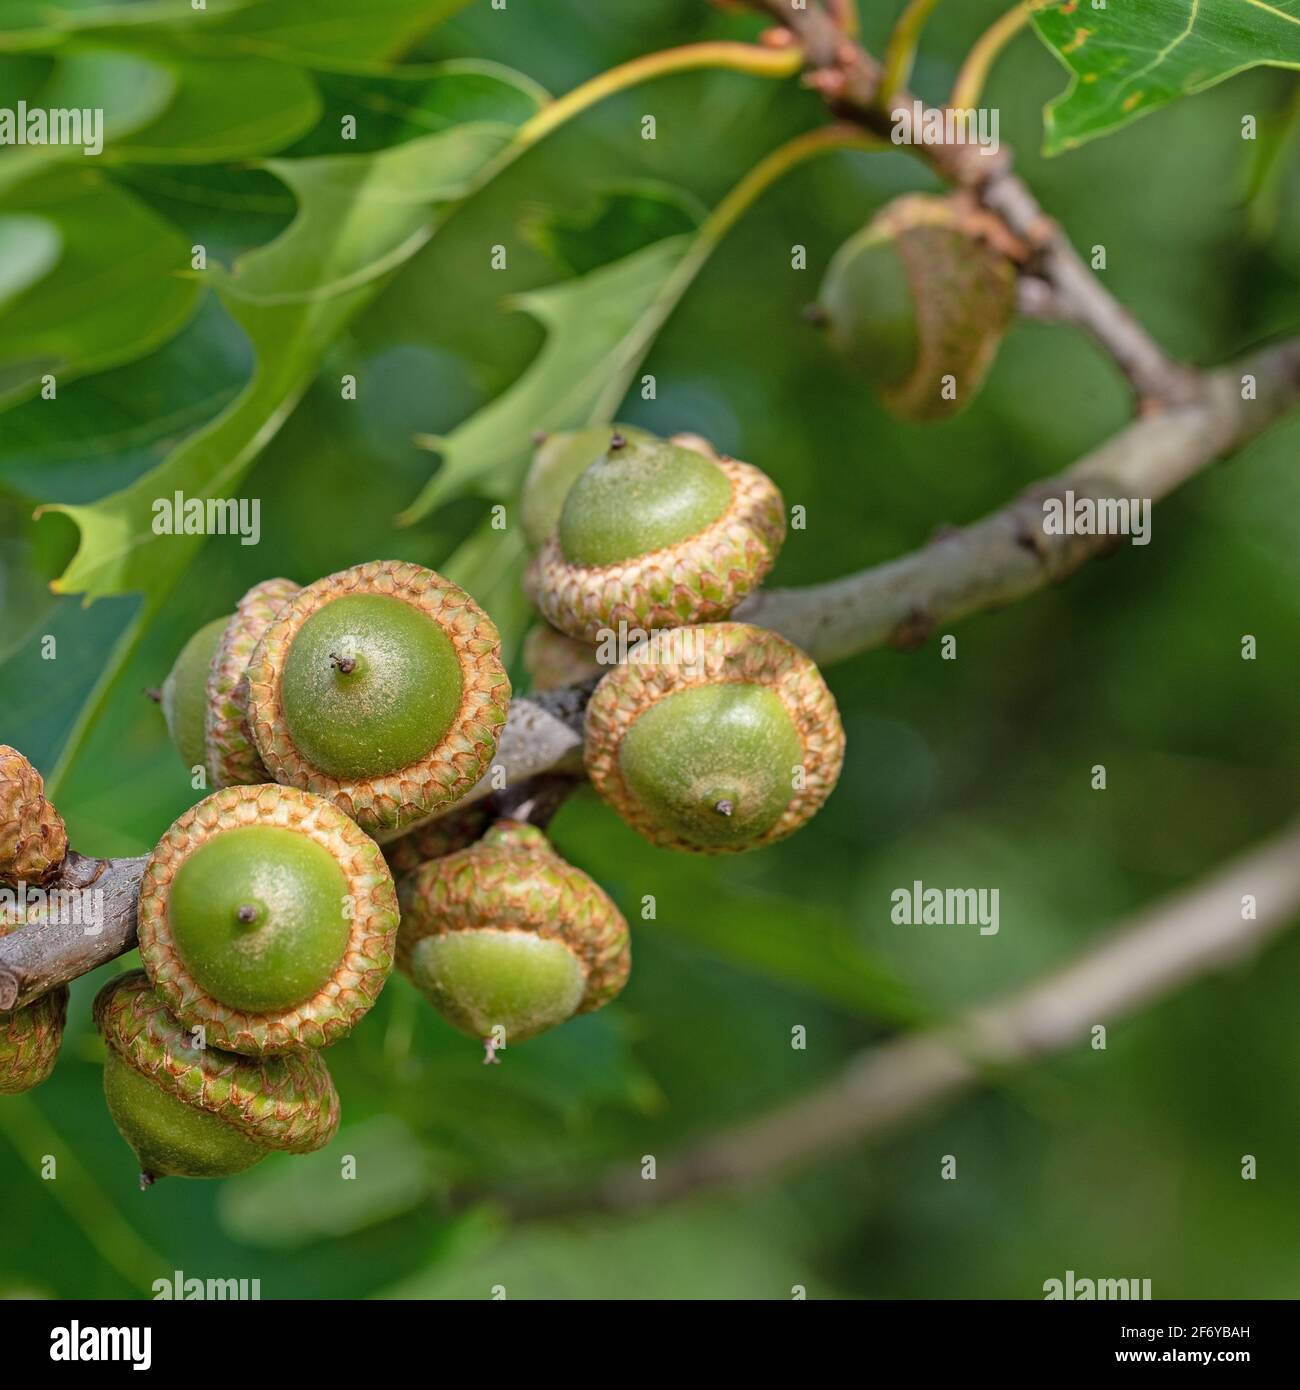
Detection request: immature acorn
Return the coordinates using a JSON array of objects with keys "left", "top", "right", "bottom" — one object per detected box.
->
[
  {"left": 815, "top": 193, "right": 1017, "bottom": 422},
  {"left": 397, "top": 821, "right": 630, "bottom": 1047},
  {"left": 137, "top": 784, "right": 398, "bottom": 1055},
  {"left": 0, "top": 923, "right": 67, "bottom": 1096},
  {"left": 521, "top": 424, "right": 652, "bottom": 551},
  {"left": 0, "top": 745, "right": 67, "bottom": 885},
  {"left": 158, "top": 578, "right": 300, "bottom": 784},
  {"left": 526, "top": 434, "right": 785, "bottom": 644},
  {"left": 585, "top": 622, "right": 845, "bottom": 853},
  {"left": 245, "top": 560, "right": 510, "bottom": 834},
  {"left": 95, "top": 971, "right": 339, "bottom": 1185}
]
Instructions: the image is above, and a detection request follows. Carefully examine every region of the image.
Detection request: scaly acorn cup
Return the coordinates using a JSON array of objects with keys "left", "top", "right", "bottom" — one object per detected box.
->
[
  {"left": 137, "top": 784, "right": 398, "bottom": 1055},
  {"left": 522, "top": 623, "right": 603, "bottom": 693},
  {"left": 521, "top": 423, "right": 653, "bottom": 550},
  {"left": 206, "top": 577, "right": 300, "bottom": 788},
  {"left": 526, "top": 434, "right": 785, "bottom": 645},
  {"left": 160, "top": 619, "right": 228, "bottom": 775},
  {"left": 0, "top": 921, "right": 67, "bottom": 1095},
  {"left": 584, "top": 622, "right": 845, "bottom": 854},
  {"left": 815, "top": 193, "right": 1018, "bottom": 422},
  {"left": 245, "top": 560, "right": 510, "bottom": 835},
  {"left": 397, "top": 821, "right": 630, "bottom": 1047},
  {"left": 95, "top": 971, "right": 339, "bottom": 1185},
  {"left": 0, "top": 745, "right": 67, "bottom": 885},
  {"left": 381, "top": 801, "right": 494, "bottom": 876}
]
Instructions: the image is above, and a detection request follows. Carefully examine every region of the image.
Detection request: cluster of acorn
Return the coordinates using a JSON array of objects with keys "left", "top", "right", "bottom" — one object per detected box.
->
[{"left": 1, "top": 422, "right": 848, "bottom": 1187}]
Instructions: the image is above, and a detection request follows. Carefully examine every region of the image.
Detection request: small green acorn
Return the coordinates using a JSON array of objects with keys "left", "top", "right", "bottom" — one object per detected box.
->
[
  {"left": 526, "top": 434, "right": 785, "bottom": 644},
  {"left": 245, "top": 560, "right": 510, "bottom": 835},
  {"left": 397, "top": 821, "right": 630, "bottom": 1048},
  {"left": 137, "top": 783, "right": 398, "bottom": 1055},
  {"left": 815, "top": 193, "right": 1017, "bottom": 421},
  {"left": 160, "top": 618, "right": 227, "bottom": 775},
  {"left": 584, "top": 622, "right": 845, "bottom": 853},
  {"left": 521, "top": 424, "right": 652, "bottom": 551},
  {"left": 206, "top": 577, "right": 301, "bottom": 788},
  {"left": 95, "top": 971, "right": 339, "bottom": 1186},
  {"left": 157, "top": 578, "right": 301, "bottom": 785}
]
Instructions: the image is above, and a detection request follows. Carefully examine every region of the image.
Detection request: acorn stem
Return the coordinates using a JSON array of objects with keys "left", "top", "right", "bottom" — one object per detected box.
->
[
  {"left": 482, "top": 1037, "right": 503, "bottom": 1066},
  {"left": 329, "top": 652, "right": 357, "bottom": 675}
]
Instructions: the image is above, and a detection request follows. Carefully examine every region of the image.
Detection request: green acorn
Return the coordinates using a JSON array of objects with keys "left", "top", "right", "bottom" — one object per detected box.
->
[
  {"left": 815, "top": 193, "right": 1017, "bottom": 421},
  {"left": 160, "top": 618, "right": 227, "bottom": 775},
  {"left": 137, "top": 784, "right": 398, "bottom": 1055},
  {"left": 245, "top": 560, "right": 510, "bottom": 835},
  {"left": 206, "top": 577, "right": 300, "bottom": 788},
  {"left": 397, "top": 821, "right": 630, "bottom": 1047},
  {"left": 584, "top": 622, "right": 845, "bottom": 853},
  {"left": 526, "top": 434, "right": 785, "bottom": 644},
  {"left": 158, "top": 578, "right": 300, "bottom": 784},
  {"left": 521, "top": 424, "right": 652, "bottom": 551},
  {"left": 95, "top": 971, "right": 339, "bottom": 1185}
]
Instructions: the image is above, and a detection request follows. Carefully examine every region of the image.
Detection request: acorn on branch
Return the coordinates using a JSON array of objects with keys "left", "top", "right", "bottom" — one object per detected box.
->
[
  {"left": 397, "top": 821, "right": 630, "bottom": 1048},
  {"left": 137, "top": 784, "right": 398, "bottom": 1055},
  {"left": 584, "top": 622, "right": 845, "bottom": 853},
  {"left": 95, "top": 971, "right": 339, "bottom": 1185},
  {"left": 526, "top": 433, "right": 785, "bottom": 644},
  {"left": 814, "top": 192, "right": 1018, "bottom": 421},
  {"left": 244, "top": 560, "right": 511, "bottom": 835},
  {"left": 0, "top": 745, "right": 67, "bottom": 885}
]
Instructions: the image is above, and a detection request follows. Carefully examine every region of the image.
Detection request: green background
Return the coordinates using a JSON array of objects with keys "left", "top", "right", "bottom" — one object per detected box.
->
[{"left": 1, "top": 0, "right": 1298, "bottom": 1299}]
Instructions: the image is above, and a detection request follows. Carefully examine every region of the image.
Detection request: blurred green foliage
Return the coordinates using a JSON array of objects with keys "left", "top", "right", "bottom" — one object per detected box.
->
[{"left": 1, "top": 0, "right": 1298, "bottom": 1300}]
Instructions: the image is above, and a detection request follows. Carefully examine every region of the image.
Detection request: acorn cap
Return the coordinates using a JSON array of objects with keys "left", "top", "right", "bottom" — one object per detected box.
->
[
  {"left": 382, "top": 800, "right": 493, "bottom": 876},
  {"left": 521, "top": 424, "right": 653, "bottom": 550},
  {"left": 397, "top": 820, "right": 630, "bottom": 1031},
  {"left": 246, "top": 561, "right": 510, "bottom": 835},
  {"left": 0, "top": 919, "right": 67, "bottom": 1095},
  {"left": 161, "top": 618, "right": 227, "bottom": 774},
  {"left": 0, "top": 745, "right": 67, "bottom": 885},
  {"left": 206, "top": 578, "right": 300, "bottom": 788},
  {"left": 137, "top": 784, "right": 398, "bottom": 1055},
  {"left": 584, "top": 622, "right": 845, "bottom": 854},
  {"left": 94, "top": 970, "right": 339, "bottom": 1154},
  {"left": 817, "top": 193, "right": 1017, "bottom": 422},
  {"left": 526, "top": 438, "right": 785, "bottom": 644}
]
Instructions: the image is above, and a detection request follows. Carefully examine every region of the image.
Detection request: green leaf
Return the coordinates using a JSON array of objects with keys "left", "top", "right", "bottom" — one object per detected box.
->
[
  {"left": 1034, "top": 0, "right": 1300, "bottom": 154},
  {"left": 0, "top": 167, "right": 199, "bottom": 410},
  {"left": 0, "top": 46, "right": 175, "bottom": 189},
  {"left": 200, "top": 0, "right": 477, "bottom": 72},
  {"left": 38, "top": 71, "right": 540, "bottom": 607},
  {"left": 397, "top": 235, "right": 693, "bottom": 525},
  {"left": 0, "top": 212, "right": 61, "bottom": 310},
  {"left": 103, "top": 52, "right": 322, "bottom": 164},
  {"left": 522, "top": 181, "right": 705, "bottom": 277}
]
